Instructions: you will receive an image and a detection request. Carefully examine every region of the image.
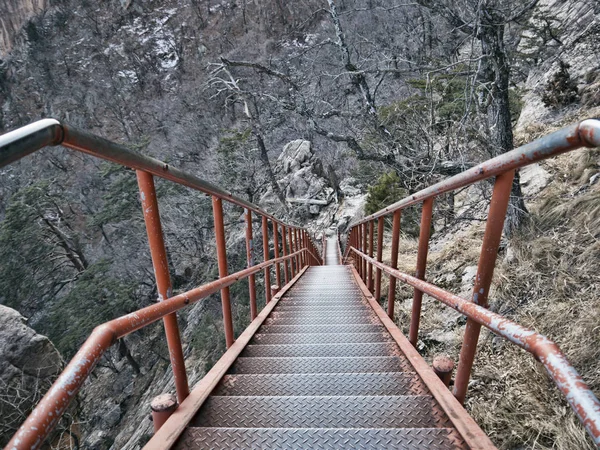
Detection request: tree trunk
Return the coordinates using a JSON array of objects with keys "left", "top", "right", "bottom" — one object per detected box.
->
[{"left": 478, "top": 10, "right": 528, "bottom": 236}]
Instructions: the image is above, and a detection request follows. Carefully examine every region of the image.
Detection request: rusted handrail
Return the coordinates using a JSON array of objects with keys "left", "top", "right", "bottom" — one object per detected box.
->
[
  {"left": 0, "top": 119, "right": 290, "bottom": 226},
  {"left": 7, "top": 250, "right": 305, "bottom": 450},
  {"left": 355, "top": 119, "right": 600, "bottom": 225},
  {"left": 344, "top": 118, "right": 600, "bottom": 445},
  {"left": 1, "top": 119, "right": 323, "bottom": 449},
  {"left": 350, "top": 247, "right": 600, "bottom": 444}
]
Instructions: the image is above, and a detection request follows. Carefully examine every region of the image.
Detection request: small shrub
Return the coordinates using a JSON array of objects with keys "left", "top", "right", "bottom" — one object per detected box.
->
[{"left": 542, "top": 61, "right": 579, "bottom": 109}]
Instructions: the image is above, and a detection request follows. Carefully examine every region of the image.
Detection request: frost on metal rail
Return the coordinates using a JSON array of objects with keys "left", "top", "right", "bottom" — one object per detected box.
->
[
  {"left": 344, "top": 118, "right": 600, "bottom": 446},
  {"left": 0, "top": 119, "right": 323, "bottom": 450}
]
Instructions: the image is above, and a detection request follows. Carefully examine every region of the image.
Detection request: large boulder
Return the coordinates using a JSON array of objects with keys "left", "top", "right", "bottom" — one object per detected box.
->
[
  {"left": 261, "top": 139, "right": 334, "bottom": 217},
  {"left": 0, "top": 305, "right": 63, "bottom": 447}
]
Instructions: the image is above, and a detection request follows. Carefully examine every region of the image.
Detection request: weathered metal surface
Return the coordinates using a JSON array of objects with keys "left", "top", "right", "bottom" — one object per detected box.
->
[
  {"left": 453, "top": 170, "right": 514, "bottom": 404},
  {"left": 409, "top": 196, "right": 434, "bottom": 346},
  {"left": 375, "top": 216, "right": 384, "bottom": 300},
  {"left": 250, "top": 331, "right": 393, "bottom": 345},
  {"left": 240, "top": 342, "right": 402, "bottom": 358},
  {"left": 229, "top": 355, "right": 412, "bottom": 374},
  {"left": 151, "top": 394, "right": 178, "bottom": 433},
  {"left": 213, "top": 196, "right": 235, "bottom": 349},
  {"left": 262, "top": 216, "right": 272, "bottom": 304},
  {"left": 258, "top": 323, "right": 386, "bottom": 334},
  {"left": 192, "top": 395, "right": 451, "bottom": 428},
  {"left": 212, "top": 372, "right": 428, "bottom": 397},
  {"left": 244, "top": 209, "right": 258, "bottom": 320},
  {"left": 351, "top": 246, "right": 600, "bottom": 445},
  {"left": 387, "top": 209, "right": 402, "bottom": 318},
  {"left": 138, "top": 171, "right": 190, "bottom": 403},
  {"left": 177, "top": 427, "right": 468, "bottom": 449}
]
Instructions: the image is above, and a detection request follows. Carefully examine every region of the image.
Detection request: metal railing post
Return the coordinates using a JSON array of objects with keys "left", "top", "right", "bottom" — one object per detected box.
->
[
  {"left": 212, "top": 196, "right": 235, "bottom": 348},
  {"left": 453, "top": 170, "right": 515, "bottom": 404},
  {"left": 368, "top": 220, "right": 375, "bottom": 292},
  {"left": 137, "top": 171, "right": 190, "bottom": 402},
  {"left": 262, "top": 216, "right": 272, "bottom": 303},
  {"left": 375, "top": 217, "right": 384, "bottom": 301},
  {"left": 409, "top": 197, "right": 434, "bottom": 346},
  {"left": 387, "top": 210, "right": 402, "bottom": 319},
  {"left": 244, "top": 209, "right": 258, "bottom": 320},
  {"left": 294, "top": 228, "right": 301, "bottom": 270},
  {"left": 272, "top": 220, "right": 282, "bottom": 290},
  {"left": 288, "top": 227, "right": 296, "bottom": 277},
  {"left": 362, "top": 223, "right": 368, "bottom": 282},
  {"left": 282, "top": 225, "right": 290, "bottom": 283}
]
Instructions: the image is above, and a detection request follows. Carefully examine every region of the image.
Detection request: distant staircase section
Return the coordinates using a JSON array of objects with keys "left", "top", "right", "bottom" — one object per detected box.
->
[
  {"left": 325, "top": 234, "right": 340, "bottom": 265},
  {"left": 174, "top": 238, "right": 479, "bottom": 449}
]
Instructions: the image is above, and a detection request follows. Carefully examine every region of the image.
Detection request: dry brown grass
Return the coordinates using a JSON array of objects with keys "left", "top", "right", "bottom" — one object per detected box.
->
[{"left": 381, "top": 147, "right": 599, "bottom": 449}]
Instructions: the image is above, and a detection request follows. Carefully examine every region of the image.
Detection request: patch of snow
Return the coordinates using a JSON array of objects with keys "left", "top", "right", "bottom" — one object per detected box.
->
[{"left": 117, "top": 70, "right": 139, "bottom": 83}]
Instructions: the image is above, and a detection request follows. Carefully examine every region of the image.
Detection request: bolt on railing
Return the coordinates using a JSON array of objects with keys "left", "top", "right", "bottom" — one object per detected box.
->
[
  {"left": 343, "top": 119, "right": 600, "bottom": 446},
  {"left": 0, "top": 119, "right": 323, "bottom": 450}
]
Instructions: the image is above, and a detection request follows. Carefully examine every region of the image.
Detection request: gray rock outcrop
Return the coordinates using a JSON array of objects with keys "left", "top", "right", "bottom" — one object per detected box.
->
[{"left": 0, "top": 304, "right": 63, "bottom": 447}]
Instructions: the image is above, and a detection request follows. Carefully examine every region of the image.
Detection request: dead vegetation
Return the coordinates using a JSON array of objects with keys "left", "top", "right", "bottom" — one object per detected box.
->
[{"left": 379, "top": 147, "right": 599, "bottom": 448}]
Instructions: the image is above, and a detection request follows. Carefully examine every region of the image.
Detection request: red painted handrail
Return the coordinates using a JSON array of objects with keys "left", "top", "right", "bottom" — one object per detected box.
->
[
  {"left": 344, "top": 118, "right": 600, "bottom": 445},
  {"left": 0, "top": 119, "right": 323, "bottom": 449}
]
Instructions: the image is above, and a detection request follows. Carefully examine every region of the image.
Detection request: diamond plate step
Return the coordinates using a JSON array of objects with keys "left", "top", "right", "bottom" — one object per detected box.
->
[
  {"left": 191, "top": 396, "right": 451, "bottom": 428},
  {"left": 212, "top": 372, "right": 428, "bottom": 396},
  {"left": 176, "top": 427, "right": 469, "bottom": 450},
  {"left": 264, "top": 315, "right": 379, "bottom": 325},
  {"left": 258, "top": 324, "right": 385, "bottom": 334},
  {"left": 275, "top": 304, "right": 369, "bottom": 311},
  {"left": 241, "top": 342, "right": 401, "bottom": 358},
  {"left": 269, "top": 309, "right": 375, "bottom": 323},
  {"left": 250, "top": 331, "right": 393, "bottom": 345},
  {"left": 229, "top": 356, "right": 412, "bottom": 374}
]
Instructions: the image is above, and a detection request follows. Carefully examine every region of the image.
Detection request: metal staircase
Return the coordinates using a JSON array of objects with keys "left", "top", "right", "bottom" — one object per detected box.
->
[{"left": 174, "top": 244, "right": 477, "bottom": 448}]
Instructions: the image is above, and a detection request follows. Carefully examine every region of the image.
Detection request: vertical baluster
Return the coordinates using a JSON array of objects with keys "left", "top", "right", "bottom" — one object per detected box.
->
[
  {"left": 288, "top": 227, "right": 296, "bottom": 277},
  {"left": 453, "top": 170, "right": 514, "bottom": 404},
  {"left": 362, "top": 223, "right": 368, "bottom": 282},
  {"left": 368, "top": 220, "right": 375, "bottom": 292},
  {"left": 408, "top": 198, "right": 434, "bottom": 346},
  {"left": 387, "top": 210, "right": 402, "bottom": 319},
  {"left": 282, "top": 225, "right": 290, "bottom": 283},
  {"left": 294, "top": 229, "right": 301, "bottom": 270},
  {"left": 374, "top": 216, "right": 384, "bottom": 301},
  {"left": 212, "top": 196, "right": 235, "bottom": 348},
  {"left": 244, "top": 209, "right": 258, "bottom": 320},
  {"left": 262, "top": 216, "right": 272, "bottom": 303},
  {"left": 137, "top": 171, "right": 190, "bottom": 402},
  {"left": 272, "top": 220, "right": 282, "bottom": 290}
]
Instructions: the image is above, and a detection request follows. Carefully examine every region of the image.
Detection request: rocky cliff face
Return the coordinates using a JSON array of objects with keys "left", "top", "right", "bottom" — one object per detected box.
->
[
  {"left": 517, "top": 0, "right": 600, "bottom": 135},
  {"left": 0, "top": 0, "right": 45, "bottom": 56}
]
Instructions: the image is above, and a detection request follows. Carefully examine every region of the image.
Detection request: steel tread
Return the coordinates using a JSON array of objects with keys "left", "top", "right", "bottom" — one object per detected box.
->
[
  {"left": 250, "top": 332, "right": 393, "bottom": 345},
  {"left": 229, "top": 356, "right": 412, "bottom": 374},
  {"left": 212, "top": 373, "right": 429, "bottom": 396},
  {"left": 269, "top": 311, "right": 376, "bottom": 320},
  {"left": 176, "top": 427, "right": 468, "bottom": 449},
  {"left": 241, "top": 342, "right": 401, "bottom": 358},
  {"left": 192, "top": 395, "right": 451, "bottom": 428},
  {"left": 275, "top": 304, "right": 369, "bottom": 311},
  {"left": 258, "top": 324, "right": 385, "bottom": 334},
  {"left": 264, "top": 315, "right": 379, "bottom": 325}
]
